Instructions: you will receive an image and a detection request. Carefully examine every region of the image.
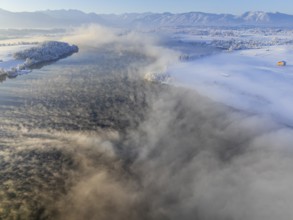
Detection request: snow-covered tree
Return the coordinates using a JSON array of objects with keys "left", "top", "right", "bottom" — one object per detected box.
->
[{"left": 14, "top": 41, "right": 78, "bottom": 68}]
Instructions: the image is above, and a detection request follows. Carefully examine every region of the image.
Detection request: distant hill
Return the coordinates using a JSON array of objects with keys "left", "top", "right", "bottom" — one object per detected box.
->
[
  {"left": 239, "top": 11, "right": 293, "bottom": 26},
  {"left": 0, "top": 9, "right": 105, "bottom": 28},
  {"left": 0, "top": 9, "right": 293, "bottom": 28},
  {"left": 126, "top": 11, "right": 293, "bottom": 27}
]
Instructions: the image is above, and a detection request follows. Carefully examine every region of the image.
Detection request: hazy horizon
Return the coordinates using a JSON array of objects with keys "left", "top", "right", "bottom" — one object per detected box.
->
[
  {"left": 0, "top": 7, "right": 292, "bottom": 16},
  {"left": 1, "top": 0, "right": 293, "bottom": 15}
]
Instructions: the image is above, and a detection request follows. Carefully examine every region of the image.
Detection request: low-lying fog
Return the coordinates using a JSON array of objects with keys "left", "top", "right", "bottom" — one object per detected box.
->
[{"left": 0, "top": 25, "right": 292, "bottom": 220}]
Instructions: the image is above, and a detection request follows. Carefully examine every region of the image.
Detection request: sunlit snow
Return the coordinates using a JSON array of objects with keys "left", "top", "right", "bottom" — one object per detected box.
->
[{"left": 169, "top": 45, "right": 293, "bottom": 125}]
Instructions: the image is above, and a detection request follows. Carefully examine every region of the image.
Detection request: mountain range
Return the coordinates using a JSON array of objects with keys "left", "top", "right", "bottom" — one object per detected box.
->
[{"left": 0, "top": 9, "right": 293, "bottom": 28}]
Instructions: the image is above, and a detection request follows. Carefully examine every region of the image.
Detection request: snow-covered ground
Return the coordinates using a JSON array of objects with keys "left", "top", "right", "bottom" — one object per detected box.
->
[
  {"left": 168, "top": 45, "right": 293, "bottom": 126},
  {"left": 142, "top": 27, "right": 293, "bottom": 125},
  {"left": 161, "top": 27, "right": 293, "bottom": 52}
]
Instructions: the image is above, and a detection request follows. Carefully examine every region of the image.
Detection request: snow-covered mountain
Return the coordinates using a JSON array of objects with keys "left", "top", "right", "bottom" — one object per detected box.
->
[
  {"left": 41, "top": 9, "right": 105, "bottom": 25},
  {"left": 129, "top": 11, "right": 293, "bottom": 27},
  {"left": 239, "top": 11, "right": 293, "bottom": 26},
  {"left": 127, "top": 12, "right": 239, "bottom": 27},
  {"left": 0, "top": 9, "right": 57, "bottom": 28},
  {"left": 0, "top": 9, "right": 106, "bottom": 28},
  {"left": 0, "top": 9, "right": 293, "bottom": 28}
]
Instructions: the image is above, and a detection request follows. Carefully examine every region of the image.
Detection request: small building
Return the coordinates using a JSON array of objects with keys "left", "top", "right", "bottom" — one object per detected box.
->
[{"left": 277, "top": 61, "right": 286, "bottom": 66}]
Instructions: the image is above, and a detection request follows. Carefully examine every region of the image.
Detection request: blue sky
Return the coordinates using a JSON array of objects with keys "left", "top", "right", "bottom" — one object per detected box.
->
[{"left": 1, "top": 0, "right": 293, "bottom": 15}]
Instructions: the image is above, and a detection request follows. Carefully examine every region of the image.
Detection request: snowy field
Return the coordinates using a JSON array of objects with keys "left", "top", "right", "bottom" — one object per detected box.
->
[
  {"left": 168, "top": 45, "right": 293, "bottom": 126},
  {"left": 141, "top": 27, "right": 293, "bottom": 127},
  {"left": 161, "top": 27, "right": 293, "bottom": 50}
]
